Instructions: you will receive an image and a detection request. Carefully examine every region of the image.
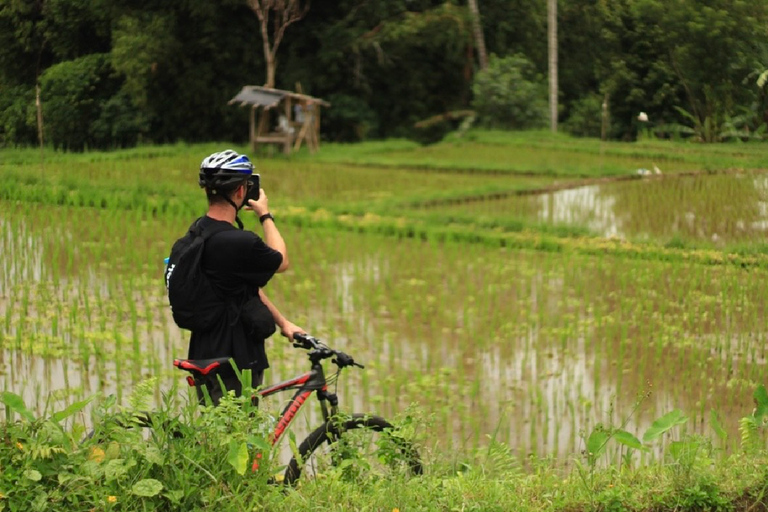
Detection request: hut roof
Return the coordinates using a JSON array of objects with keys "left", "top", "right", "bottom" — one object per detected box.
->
[{"left": 229, "top": 85, "right": 330, "bottom": 108}]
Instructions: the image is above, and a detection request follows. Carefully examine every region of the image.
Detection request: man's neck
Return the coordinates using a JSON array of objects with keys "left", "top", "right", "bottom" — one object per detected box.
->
[{"left": 206, "top": 202, "right": 237, "bottom": 224}]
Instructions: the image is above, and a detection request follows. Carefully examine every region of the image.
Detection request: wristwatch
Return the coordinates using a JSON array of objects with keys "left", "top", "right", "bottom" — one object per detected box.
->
[{"left": 259, "top": 213, "right": 274, "bottom": 224}]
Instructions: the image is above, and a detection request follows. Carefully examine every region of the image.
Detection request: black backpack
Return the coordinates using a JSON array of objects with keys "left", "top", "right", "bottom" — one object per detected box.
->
[{"left": 164, "top": 218, "right": 230, "bottom": 331}]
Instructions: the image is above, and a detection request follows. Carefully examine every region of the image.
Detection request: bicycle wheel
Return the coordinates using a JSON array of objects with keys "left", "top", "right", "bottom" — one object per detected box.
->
[{"left": 284, "top": 413, "right": 422, "bottom": 485}]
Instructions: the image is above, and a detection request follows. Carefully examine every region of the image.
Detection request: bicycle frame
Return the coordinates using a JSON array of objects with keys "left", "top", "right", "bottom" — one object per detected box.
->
[
  {"left": 258, "top": 359, "right": 339, "bottom": 446},
  {"left": 174, "top": 334, "right": 363, "bottom": 475}
]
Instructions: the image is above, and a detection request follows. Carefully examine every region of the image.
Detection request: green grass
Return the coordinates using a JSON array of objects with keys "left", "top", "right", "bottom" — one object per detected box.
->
[{"left": 303, "top": 129, "right": 768, "bottom": 175}]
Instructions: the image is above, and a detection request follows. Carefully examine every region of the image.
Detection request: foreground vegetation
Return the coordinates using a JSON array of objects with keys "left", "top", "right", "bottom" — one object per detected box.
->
[
  {"left": 3, "top": 384, "right": 768, "bottom": 511},
  {"left": 4, "top": 131, "right": 768, "bottom": 510}
]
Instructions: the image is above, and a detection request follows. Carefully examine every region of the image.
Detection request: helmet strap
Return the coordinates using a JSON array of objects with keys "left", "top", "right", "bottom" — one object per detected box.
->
[{"left": 222, "top": 194, "right": 245, "bottom": 230}]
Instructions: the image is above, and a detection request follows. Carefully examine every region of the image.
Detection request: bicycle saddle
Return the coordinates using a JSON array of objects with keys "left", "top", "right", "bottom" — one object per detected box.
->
[{"left": 173, "top": 357, "right": 231, "bottom": 378}]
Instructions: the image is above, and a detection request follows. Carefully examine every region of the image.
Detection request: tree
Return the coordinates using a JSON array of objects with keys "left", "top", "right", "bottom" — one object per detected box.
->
[
  {"left": 246, "top": 0, "right": 309, "bottom": 88},
  {"left": 467, "top": 0, "right": 487, "bottom": 70},
  {"left": 472, "top": 54, "right": 548, "bottom": 130}
]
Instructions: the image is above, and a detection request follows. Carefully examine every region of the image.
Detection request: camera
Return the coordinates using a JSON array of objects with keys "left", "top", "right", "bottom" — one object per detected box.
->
[{"left": 245, "top": 174, "right": 260, "bottom": 203}]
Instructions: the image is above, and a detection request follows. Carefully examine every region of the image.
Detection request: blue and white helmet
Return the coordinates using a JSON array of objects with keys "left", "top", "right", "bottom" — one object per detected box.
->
[{"left": 199, "top": 149, "right": 254, "bottom": 190}]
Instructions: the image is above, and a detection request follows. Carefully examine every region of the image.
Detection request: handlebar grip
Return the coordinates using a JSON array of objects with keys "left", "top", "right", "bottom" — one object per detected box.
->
[{"left": 293, "top": 333, "right": 316, "bottom": 350}]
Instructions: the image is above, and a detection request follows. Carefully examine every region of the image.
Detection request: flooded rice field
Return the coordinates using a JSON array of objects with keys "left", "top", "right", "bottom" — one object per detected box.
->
[
  {"left": 2, "top": 173, "right": 767, "bottom": 462},
  {"left": 424, "top": 173, "right": 768, "bottom": 245}
]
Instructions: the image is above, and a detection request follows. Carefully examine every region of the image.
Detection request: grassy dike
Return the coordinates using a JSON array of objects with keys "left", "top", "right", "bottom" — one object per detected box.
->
[{"left": 3, "top": 130, "right": 768, "bottom": 510}]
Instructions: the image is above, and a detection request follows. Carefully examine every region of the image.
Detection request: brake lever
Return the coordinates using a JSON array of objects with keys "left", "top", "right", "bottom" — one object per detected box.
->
[{"left": 333, "top": 351, "right": 364, "bottom": 369}]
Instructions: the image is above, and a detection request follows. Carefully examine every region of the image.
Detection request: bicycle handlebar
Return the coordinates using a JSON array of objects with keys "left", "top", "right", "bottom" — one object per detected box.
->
[{"left": 292, "top": 333, "right": 364, "bottom": 369}]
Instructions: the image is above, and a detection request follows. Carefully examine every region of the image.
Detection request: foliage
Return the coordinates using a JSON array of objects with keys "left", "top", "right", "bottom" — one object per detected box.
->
[
  {"left": 2, "top": 0, "right": 768, "bottom": 146},
  {"left": 471, "top": 54, "right": 548, "bottom": 130},
  {"left": 0, "top": 85, "right": 37, "bottom": 147},
  {"left": 0, "top": 386, "right": 276, "bottom": 510},
  {"left": 322, "top": 93, "right": 380, "bottom": 141},
  {"left": 40, "top": 53, "right": 132, "bottom": 150},
  {"left": 3, "top": 386, "right": 768, "bottom": 510},
  {"left": 593, "top": 0, "right": 768, "bottom": 140},
  {"left": 562, "top": 93, "right": 604, "bottom": 138},
  {"left": 739, "top": 384, "right": 768, "bottom": 452}
]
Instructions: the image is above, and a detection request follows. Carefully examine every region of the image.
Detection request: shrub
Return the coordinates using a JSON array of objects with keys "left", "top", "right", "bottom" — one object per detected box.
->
[
  {"left": 563, "top": 93, "right": 604, "bottom": 138},
  {"left": 471, "top": 54, "right": 548, "bottom": 130},
  {"left": 323, "top": 93, "right": 380, "bottom": 142},
  {"left": 0, "top": 84, "right": 38, "bottom": 146},
  {"left": 40, "top": 54, "right": 148, "bottom": 150}
]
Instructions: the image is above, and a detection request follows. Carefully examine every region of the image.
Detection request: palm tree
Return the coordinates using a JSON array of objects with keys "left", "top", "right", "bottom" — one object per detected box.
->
[{"left": 548, "top": 0, "right": 558, "bottom": 132}]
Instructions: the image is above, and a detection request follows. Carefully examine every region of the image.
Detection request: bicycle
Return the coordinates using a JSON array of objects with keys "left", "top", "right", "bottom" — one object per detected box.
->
[{"left": 173, "top": 332, "right": 423, "bottom": 484}]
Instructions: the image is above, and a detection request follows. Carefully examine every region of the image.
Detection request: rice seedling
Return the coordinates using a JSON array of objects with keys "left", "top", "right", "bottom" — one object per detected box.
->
[{"left": 3, "top": 135, "right": 768, "bottom": 469}]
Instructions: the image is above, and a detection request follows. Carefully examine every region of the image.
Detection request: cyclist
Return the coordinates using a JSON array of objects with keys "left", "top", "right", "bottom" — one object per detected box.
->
[{"left": 188, "top": 149, "right": 304, "bottom": 404}]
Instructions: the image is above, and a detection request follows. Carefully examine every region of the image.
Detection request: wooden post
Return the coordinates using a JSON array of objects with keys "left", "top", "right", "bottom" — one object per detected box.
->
[
  {"left": 313, "top": 106, "right": 321, "bottom": 152},
  {"left": 283, "top": 97, "right": 292, "bottom": 154},
  {"left": 256, "top": 107, "right": 269, "bottom": 151}
]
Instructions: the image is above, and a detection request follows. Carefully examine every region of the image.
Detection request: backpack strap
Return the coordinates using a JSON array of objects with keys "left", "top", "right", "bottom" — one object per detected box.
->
[{"left": 189, "top": 217, "right": 232, "bottom": 241}]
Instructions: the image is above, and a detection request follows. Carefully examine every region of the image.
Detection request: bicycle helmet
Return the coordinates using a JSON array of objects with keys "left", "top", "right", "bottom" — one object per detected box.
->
[{"left": 198, "top": 149, "right": 254, "bottom": 191}]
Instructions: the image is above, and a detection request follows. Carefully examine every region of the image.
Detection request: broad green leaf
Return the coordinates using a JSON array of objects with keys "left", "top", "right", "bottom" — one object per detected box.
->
[
  {"left": 246, "top": 434, "right": 271, "bottom": 452},
  {"left": 613, "top": 429, "right": 646, "bottom": 451},
  {"left": 586, "top": 428, "right": 609, "bottom": 462},
  {"left": 753, "top": 385, "right": 768, "bottom": 421},
  {"left": 165, "top": 489, "right": 184, "bottom": 505},
  {"left": 227, "top": 440, "right": 249, "bottom": 476},
  {"left": 105, "top": 458, "right": 137, "bottom": 481},
  {"left": 142, "top": 446, "right": 164, "bottom": 466},
  {"left": 643, "top": 409, "right": 688, "bottom": 443},
  {"left": 710, "top": 409, "right": 727, "bottom": 441},
  {"left": 1, "top": 391, "right": 35, "bottom": 422},
  {"left": 52, "top": 395, "right": 95, "bottom": 423},
  {"left": 132, "top": 478, "right": 163, "bottom": 497},
  {"left": 24, "top": 469, "right": 42, "bottom": 482}
]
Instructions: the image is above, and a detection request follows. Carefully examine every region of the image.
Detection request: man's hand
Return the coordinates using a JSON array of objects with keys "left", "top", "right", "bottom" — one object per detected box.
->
[
  {"left": 247, "top": 188, "right": 269, "bottom": 216},
  {"left": 280, "top": 321, "right": 305, "bottom": 341}
]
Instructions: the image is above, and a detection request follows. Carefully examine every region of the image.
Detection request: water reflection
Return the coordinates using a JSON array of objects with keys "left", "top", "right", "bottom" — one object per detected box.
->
[
  {"left": 534, "top": 174, "right": 768, "bottom": 243},
  {"left": 539, "top": 185, "right": 621, "bottom": 238}
]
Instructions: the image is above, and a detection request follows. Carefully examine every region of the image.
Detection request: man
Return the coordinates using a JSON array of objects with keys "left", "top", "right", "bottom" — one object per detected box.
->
[{"left": 189, "top": 149, "right": 303, "bottom": 403}]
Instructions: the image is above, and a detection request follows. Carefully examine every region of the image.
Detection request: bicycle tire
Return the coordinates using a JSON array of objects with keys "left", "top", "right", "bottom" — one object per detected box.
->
[{"left": 284, "top": 413, "right": 422, "bottom": 485}]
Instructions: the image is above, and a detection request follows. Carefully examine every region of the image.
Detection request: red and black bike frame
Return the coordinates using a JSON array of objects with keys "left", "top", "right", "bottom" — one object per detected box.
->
[{"left": 258, "top": 360, "right": 338, "bottom": 446}]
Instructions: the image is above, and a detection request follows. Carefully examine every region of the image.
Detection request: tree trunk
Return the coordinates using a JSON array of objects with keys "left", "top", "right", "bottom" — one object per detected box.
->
[
  {"left": 266, "top": 52, "right": 276, "bottom": 88},
  {"left": 548, "top": 0, "right": 558, "bottom": 132},
  {"left": 249, "top": 0, "right": 308, "bottom": 89},
  {"left": 467, "top": 0, "right": 488, "bottom": 70}
]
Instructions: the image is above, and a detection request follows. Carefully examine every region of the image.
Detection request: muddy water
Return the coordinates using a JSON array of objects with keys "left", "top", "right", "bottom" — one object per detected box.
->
[
  {"left": 434, "top": 173, "right": 768, "bottom": 245},
  {"left": 1, "top": 200, "right": 766, "bottom": 463}
]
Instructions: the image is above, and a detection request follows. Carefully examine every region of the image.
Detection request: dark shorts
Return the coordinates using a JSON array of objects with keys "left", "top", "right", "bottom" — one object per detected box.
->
[{"left": 195, "top": 368, "right": 264, "bottom": 407}]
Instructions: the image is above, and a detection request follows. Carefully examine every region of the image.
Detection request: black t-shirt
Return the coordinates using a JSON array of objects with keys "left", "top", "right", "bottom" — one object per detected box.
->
[{"left": 187, "top": 216, "right": 283, "bottom": 372}]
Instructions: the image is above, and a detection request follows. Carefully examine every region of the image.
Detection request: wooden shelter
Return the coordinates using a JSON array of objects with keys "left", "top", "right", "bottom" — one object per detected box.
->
[{"left": 229, "top": 85, "right": 330, "bottom": 155}]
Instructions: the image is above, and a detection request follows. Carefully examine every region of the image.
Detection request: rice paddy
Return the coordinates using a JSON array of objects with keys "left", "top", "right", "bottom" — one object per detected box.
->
[{"left": 2, "top": 131, "right": 768, "bottom": 467}]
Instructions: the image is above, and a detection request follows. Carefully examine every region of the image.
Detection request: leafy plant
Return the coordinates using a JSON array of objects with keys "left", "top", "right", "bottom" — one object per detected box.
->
[
  {"left": 576, "top": 402, "right": 689, "bottom": 503},
  {"left": 471, "top": 54, "right": 548, "bottom": 130},
  {"left": 739, "top": 384, "right": 768, "bottom": 452}
]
